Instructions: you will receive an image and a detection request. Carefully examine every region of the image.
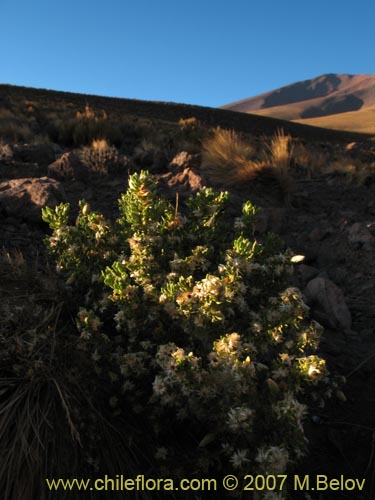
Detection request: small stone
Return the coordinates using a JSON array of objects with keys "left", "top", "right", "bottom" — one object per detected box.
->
[{"left": 304, "top": 277, "right": 352, "bottom": 331}]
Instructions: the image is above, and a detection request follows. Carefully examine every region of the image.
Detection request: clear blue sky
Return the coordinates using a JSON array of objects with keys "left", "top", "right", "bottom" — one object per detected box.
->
[{"left": 1, "top": 0, "right": 374, "bottom": 107}]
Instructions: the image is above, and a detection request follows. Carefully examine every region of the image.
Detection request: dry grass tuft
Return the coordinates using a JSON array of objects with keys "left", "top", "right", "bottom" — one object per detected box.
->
[
  {"left": 0, "top": 250, "right": 152, "bottom": 499},
  {"left": 201, "top": 128, "right": 260, "bottom": 186},
  {"left": 76, "top": 103, "right": 97, "bottom": 121},
  {"left": 262, "top": 129, "right": 295, "bottom": 197},
  {"left": 91, "top": 138, "right": 109, "bottom": 151},
  {"left": 265, "top": 128, "right": 293, "bottom": 173},
  {"left": 325, "top": 157, "right": 375, "bottom": 185},
  {"left": 292, "top": 142, "right": 330, "bottom": 177},
  {"left": 178, "top": 117, "right": 199, "bottom": 131}
]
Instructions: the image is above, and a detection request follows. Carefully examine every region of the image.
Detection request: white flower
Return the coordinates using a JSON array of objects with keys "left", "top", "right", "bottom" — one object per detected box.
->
[
  {"left": 215, "top": 333, "right": 241, "bottom": 355},
  {"left": 230, "top": 449, "right": 250, "bottom": 469},
  {"left": 114, "top": 310, "right": 126, "bottom": 323},
  {"left": 153, "top": 376, "right": 167, "bottom": 396},
  {"left": 234, "top": 218, "right": 245, "bottom": 230},
  {"left": 227, "top": 406, "right": 254, "bottom": 432},
  {"left": 274, "top": 393, "right": 307, "bottom": 432},
  {"left": 255, "top": 445, "right": 289, "bottom": 474},
  {"left": 251, "top": 321, "right": 262, "bottom": 333},
  {"left": 217, "top": 264, "right": 226, "bottom": 274}
]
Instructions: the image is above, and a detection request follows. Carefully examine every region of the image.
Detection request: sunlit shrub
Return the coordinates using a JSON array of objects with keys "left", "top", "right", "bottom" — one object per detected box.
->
[{"left": 42, "top": 171, "right": 337, "bottom": 498}]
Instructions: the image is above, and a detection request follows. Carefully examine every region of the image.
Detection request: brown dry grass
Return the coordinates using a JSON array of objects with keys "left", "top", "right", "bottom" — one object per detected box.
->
[
  {"left": 292, "top": 142, "right": 330, "bottom": 178},
  {"left": 200, "top": 128, "right": 297, "bottom": 201},
  {"left": 325, "top": 157, "right": 375, "bottom": 185},
  {"left": 262, "top": 128, "right": 294, "bottom": 197},
  {"left": 201, "top": 128, "right": 260, "bottom": 186}
]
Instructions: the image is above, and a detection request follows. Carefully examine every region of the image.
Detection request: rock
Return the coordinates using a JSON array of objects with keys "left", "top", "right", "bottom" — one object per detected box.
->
[
  {"left": 12, "top": 143, "right": 57, "bottom": 166},
  {"left": 169, "top": 151, "right": 200, "bottom": 171},
  {"left": 48, "top": 152, "right": 88, "bottom": 181},
  {"left": 165, "top": 152, "right": 205, "bottom": 193},
  {"left": 347, "top": 222, "right": 374, "bottom": 250},
  {"left": 304, "top": 277, "right": 352, "bottom": 331},
  {"left": 0, "top": 177, "right": 66, "bottom": 223},
  {"left": 167, "top": 167, "right": 205, "bottom": 193}
]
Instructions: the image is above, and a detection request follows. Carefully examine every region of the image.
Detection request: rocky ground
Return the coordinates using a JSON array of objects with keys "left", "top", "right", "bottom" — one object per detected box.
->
[{"left": 1, "top": 139, "right": 375, "bottom": 499}]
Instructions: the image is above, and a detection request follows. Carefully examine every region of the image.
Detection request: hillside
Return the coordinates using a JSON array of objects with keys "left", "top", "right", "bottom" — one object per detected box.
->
[
  {"left": 295, "top": 103, "right": 375, "bottom": 133},
  {"left": 223, "top": 73, "right": 375, "bottom": 134},
  {"left": 1, "top": 84, "right": 375, "bottom": 500},
  {"left": 0, "top": 83, "right": 372, "bottom": 144}
]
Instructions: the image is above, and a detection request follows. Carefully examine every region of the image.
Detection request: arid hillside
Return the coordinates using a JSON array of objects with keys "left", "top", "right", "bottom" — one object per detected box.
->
[
  {"left": 223, "top": 73, "right": 375, "bottom": 134},
  {"left": 1, "top": 84, "right": 375, "bottom": 500},
  {"left": 0, "top": 83, "right": 372, "bottom": 144},
  {"left": 295, "top": 103, "right": 375, "bottom": 133}
]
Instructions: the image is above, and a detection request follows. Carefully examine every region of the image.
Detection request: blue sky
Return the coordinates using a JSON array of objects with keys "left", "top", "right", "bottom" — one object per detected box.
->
[{"left": 1, "top": 0, "right": 374, "bottom": 107}]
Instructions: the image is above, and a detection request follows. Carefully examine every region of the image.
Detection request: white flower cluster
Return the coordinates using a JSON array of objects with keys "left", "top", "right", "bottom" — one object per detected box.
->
[
  {"left": 255, "top": 445, "right": 289, "bottom": 475},
  {"left": 273, "top": 392, "right": 307, "bottom": 433},
  {"left": 227, "top": 406, "right": 254, "bottom": 432}
]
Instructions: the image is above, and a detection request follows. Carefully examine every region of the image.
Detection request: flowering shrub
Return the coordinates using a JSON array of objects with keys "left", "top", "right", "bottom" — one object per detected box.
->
[{"left": 43, "top": 171, "right": 334, "bottom": 498}]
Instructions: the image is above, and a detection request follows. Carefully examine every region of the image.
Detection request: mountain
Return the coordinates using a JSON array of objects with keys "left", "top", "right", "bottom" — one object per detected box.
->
[{"left": 222, "top": 73, "right": 375, "bottom": 133}]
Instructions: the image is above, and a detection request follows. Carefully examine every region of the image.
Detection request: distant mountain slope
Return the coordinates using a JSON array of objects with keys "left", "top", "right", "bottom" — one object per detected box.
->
[
  {"left": 294, "top": 103, "right": 375, "bottom": 134},
  {"left": 223, "top": 73, "right": 375, "bottom": 120}
]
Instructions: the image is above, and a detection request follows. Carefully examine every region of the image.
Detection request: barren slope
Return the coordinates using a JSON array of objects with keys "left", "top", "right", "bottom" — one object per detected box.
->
[
  {"left": 294, "top": 104, "right": 375, "bottom": 134},
  {"left": 223, "top": 73, "right": 375, "bottom": 122},
  {"left": 1, "top": 83, "right": 372, "bottom": 143}
]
